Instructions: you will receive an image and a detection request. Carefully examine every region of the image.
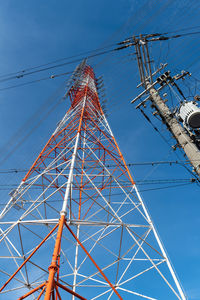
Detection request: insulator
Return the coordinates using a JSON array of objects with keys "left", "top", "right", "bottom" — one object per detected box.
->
[
  {"left": 194, "top": 95, "right": 200, "bottom": 101},
  {"left": 9, "top": 189, "right": 17, "bottom": 197},
  {"left": 178, "top": 101, "right": 200, "bottom": 129},
  {"left": 118, "top": 39, "right": 131, "bottom": 45},
  {"left": 97, "top": 83, "right": 104, "bottom": 89},
  {"left": 165, "top": 71, "right": 170, "bottom": 76},
  {"left": 96, "top": 76, "right": 103, "bottom": 82},
  {"left": 96, "top": 80, "right": 104, "bottom": 86}
]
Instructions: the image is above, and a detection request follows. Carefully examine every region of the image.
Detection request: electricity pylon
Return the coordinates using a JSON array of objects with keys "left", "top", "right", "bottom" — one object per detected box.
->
[{"left": 0, "top": 62, "right": 186, "bottom": 299}]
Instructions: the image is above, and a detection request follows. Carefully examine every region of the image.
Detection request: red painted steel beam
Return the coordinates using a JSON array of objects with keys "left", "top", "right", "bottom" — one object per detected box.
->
[
  {"left": 0, "top": 224, "right": 59, "bottom": 293},
  {"left": 65, "top": 221, "right": 123, "bottom": 300},
  {"left": 18, "top": 282, "right": 46, "bottom": 300},
  {"left": 55, "top": 281, "right": 87, "bottom": 300}
]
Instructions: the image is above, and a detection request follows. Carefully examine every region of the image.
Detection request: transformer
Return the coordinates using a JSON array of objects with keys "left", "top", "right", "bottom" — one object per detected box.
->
[{"left": 178, "top": 101, "right": 200, "bottom": 128}]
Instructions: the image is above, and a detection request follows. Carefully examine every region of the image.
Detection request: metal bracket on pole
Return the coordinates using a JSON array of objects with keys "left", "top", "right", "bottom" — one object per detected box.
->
[
  {"left": 131, "top": 80, "right": 158, "bottom": 104},
  {"left": 135, "top": 85, "right": 166, "bottom": 109},
  {"left": 136, "top": 63, "right": 168, "bottom": 88}
]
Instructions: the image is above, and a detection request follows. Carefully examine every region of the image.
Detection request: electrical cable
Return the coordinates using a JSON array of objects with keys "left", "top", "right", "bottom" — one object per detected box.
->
[
  {"left": 0, "top": 100, "right": 64, "bottom": 167},
  {"left": 138, "top": 182, "right": 195, "bottom": 192},
  {"left": 1, "top": 25, "right": 199, "bottom": 84},
  {"left": 168, "top": 84, "right": 183, "bottom": 104},
  {"left": 0, "top": 27, "right": 198, "bottom": 91},
  {"left": 2, "top": 26, "right": 199, "bottom": 87},
  {"left": 139, "top": 108, "right": 172, "bottom": 147},
  {"left": 0, "top": 180, "right": 196, "bottom": 207},
  {"left": 146, "top": 30, "right": 200, "bottom": 43},
  {"left": 0, "top": 71, "right": 73, "bottom": 92},
  {"left": 0, "top": 49, "right": 115, "bottom": 83},
  {"left": 1, "top": 24, "right": 200, "bottom": 190},
  {"left": 0, "top": 42, "right": 135, "bottom": 85},
  {"left": 0, "top": 52, "right": 136, "bottom": 92},
  {"left": 116, "top": 28, "right": 200, "bottom": 47},
  {"left": 0, "top": 178, "right": 194, "bottom": 187},
  {"left": 0, "top": 43, "right": 119, "bottom": 80},
  {"left": 0, "top": 95, "right": 66, "bottom": 167},
  {"left": 0, "top": 159, "right": 199, "bottom": 174},
  {"left": 0, "top": 80, "right": 68, "bottom": 167},
  {"left": 138, "top": 108, "right": 200, "bottom": 184},
  {"left": 165, "top": 25, "right": 200, "bottom": 35}
]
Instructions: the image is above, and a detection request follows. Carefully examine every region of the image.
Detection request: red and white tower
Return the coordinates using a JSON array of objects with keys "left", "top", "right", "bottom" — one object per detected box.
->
[{"left": 0, "top": 62, "right": 186, "bottom": 299}]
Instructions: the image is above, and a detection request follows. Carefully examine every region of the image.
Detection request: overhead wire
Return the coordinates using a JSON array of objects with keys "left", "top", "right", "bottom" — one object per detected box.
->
[
  {"left": 0, "top": 48, "right": 117, "bottom": 84},
  {"left": 137, "top": 107, "right": 200, "bottom": 184},
  {"left": 0, "top": 4, "right": 199, "bottom": 212},
  {"left": 168, "top": 84, "right": 183, "bottom": 104},
  {"left": 0, "top": 22, "right": 199, "bottom": 83},
  {"left": 0, "top": 96, "right": 65, "bottom": 167},
  {"left": 0, "top": 159, "right": 199, "bottom": 174},
  {"left": 93, "top": 0, "right": 173, "bottom": 88},
  {"left": 0, "top": 27, "right": 199, "bottom": 91},
  {"left": 136, "top": 0, "right": 175, "bottom": 37},
  {"left": 0, "top": 178, "right": 194, "bottom": 186},
  {"left": 0, "top": 80, "right": 68, "bottom": 166},
  {"left": 150, "top": 27, "right": 200, "bottom": 73},
  {"left": 0, "top": 40, "right": 136, "bottom": 85},
  {"left": 0, "top": 1, "right": 167, "bottom": 85},
  {"left": 0, "top": 30, "right": 134, "bottom": 170},
  {"left": 0, "top": 43, "right": 119, "bottom": 80},
  {"left": 1, "top": 22, "right": 198, "bottom": 89},
  {"left": 0, "top": 180, "right": 196, "bottom": 207},
  {"left": 0, "top": 71, "right": 73, "bottom": 92},
  {"left": 92, "top": 0, "right": 175, "bottom": 75},
  {"left": 162, "top": 2, "right": 200, "bottom": 68},
  {"left": 1, "top": 18, "right": 200, "bottom": 182},
  {"left": 164, "top": 25, "right": 200, "bottom": 35}
]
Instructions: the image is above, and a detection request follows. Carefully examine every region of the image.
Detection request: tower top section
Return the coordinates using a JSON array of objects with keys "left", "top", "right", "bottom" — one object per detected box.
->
[{"left": 68, "top": 61, "right": 102, "bottom": 116}]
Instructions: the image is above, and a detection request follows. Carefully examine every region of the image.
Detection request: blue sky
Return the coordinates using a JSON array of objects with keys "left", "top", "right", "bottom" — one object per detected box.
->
[{"left": 0, "top": 0, "right": 200, "bottom": 299}]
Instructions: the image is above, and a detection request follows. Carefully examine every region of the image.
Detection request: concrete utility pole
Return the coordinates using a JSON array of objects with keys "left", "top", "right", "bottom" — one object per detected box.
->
[
  {"left": 131, "top": 35, "right": 200, "bottom": 177},
  {"left": 148, "top": 84, "right": 200, "bottom": 176}
]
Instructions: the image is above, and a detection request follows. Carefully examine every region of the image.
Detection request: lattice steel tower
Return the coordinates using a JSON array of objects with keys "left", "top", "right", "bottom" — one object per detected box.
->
[{"left": 0, "top": 62, "right": 186, "bottom": 299}]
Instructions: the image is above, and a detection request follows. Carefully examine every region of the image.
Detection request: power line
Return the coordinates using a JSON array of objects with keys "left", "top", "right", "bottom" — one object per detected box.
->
[
  {"left": 146, "top": 30, "right": 200, "bottom": 42},
  {"left": 118, "top": 28, "right": 200, "bottom": 46},
  {"left": 0, "top": 159, "right": 199, "bottom": 174},
  {"left": 0, "top": 80, "right": 67, "bottom": 167},
  {"left": 1, "top": 26, "right": 199, "bottom": 83},
  {"left": 0, "top": 43, "right": 117, "bottom": 80},
  {"left": 164, "top": 25, "right": 200, "bottom": 35},
  {"left": 0, "top": 42, "right": 134, "bottom": 84},
  {"left": 0, "top": 178, "right": 195, "bottom": 185},
  {"left": 138, "top": 182, "right": 194, "bottom": 192},
  {"left": 0, "top": 49, "right": 114, "bottom": 84},
  {"left": 0, "top": 27, "right": 199, "bottom": 86},
  {"left": 0, "top": 71, "right": 73, "bottom": 92},
  {"left": 0, "top": 181, "right": 195, "bottom": 207}
]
